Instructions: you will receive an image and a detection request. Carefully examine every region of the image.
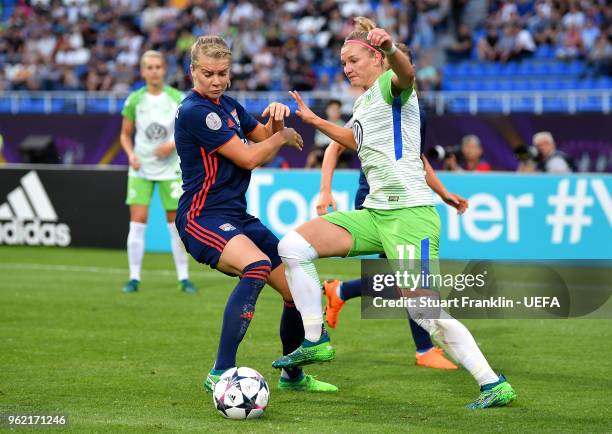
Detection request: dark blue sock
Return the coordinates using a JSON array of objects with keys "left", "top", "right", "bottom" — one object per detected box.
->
[
  {"left": 339, "top": 278, "right": 362, "bottom": 301},
  {"left": 214, "top": 260, "right": 271, "bottom": 371},
  {"left": 409, "top": 318, "right": 433, "bottom": 353},
  {"left": 280, "top": 301, "right": 304, "bottom": 380}
]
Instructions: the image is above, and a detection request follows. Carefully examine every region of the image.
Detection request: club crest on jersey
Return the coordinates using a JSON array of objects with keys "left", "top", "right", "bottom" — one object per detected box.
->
[
  {"left": 206, "top": 112, "right": 222, "bottom": 130},
  {"left": 219, "top": 223, "right": 236, "bottom": 232}
]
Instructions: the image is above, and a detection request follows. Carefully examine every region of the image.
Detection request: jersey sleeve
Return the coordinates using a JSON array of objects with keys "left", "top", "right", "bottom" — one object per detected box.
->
[
  {"left": 183, "top": 104, "right": 237, "bottom": 154},
  {"left": 234, "top": 100, "right": 259, "bottom": 135},
  {"left": 121, "top": 91, "right": 138, "bottom": 121},
  {"left": 378, "top": 70, "right": 414, "bottom": 106}
]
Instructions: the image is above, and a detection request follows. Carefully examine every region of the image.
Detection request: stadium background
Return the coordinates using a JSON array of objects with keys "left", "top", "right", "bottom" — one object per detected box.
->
[
  {"left": 0, "top": 0, "right": 610, "bottom": 257},
  {"left": 1, "top": 0, "right": 611, "bottom": 431}
]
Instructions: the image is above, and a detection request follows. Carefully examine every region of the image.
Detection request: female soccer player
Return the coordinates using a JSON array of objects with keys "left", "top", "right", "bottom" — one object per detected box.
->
[
  {"left": 120, "top": 50, "right": 196, "bottom": 294},
  {"left": 272, "top": 19, "right": 517, "bottom": 408},
  {"left": 318, "top": 43, "right": 465, "bottom": 370},
  {"left": 174, "top": 35, "right": 336, "bottom": 393}
]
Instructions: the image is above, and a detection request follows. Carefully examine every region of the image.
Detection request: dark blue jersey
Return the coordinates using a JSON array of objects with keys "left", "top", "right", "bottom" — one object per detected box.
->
[
  {"left": 354, "top": 104, "right": 428, "bottom": 209},
  {"left": 175, "top": 90, "right": 259, "bottom": 219}
]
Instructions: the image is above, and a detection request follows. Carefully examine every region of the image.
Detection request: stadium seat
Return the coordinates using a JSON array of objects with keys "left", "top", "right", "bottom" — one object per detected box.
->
[
  {"left": 510, "top": 97, "right": 534, "bottom": 112},
  {"left": 535, "top": 44, "right": 554, "bottom": 59},
  {"left": 576, "top": 96, "right": 603, "bottom": 112}
]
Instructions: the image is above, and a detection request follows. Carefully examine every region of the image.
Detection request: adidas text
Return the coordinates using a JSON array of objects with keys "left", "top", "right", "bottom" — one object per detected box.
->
[{"left": 0, "top": 219, "right": 71, "bottom": 246}]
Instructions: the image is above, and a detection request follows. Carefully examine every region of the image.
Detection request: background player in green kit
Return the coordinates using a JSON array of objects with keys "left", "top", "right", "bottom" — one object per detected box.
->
[
  {"left": 120, "top": 50, "right": 197, "bottom": 294},
  {"left": 272, "top": 18, "right": 517, "bottom": 409}
]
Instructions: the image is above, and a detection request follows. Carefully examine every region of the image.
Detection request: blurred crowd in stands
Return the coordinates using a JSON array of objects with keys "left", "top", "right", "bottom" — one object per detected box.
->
[{"left": 0, "top": 0, "right": 610, "bottom": 93}]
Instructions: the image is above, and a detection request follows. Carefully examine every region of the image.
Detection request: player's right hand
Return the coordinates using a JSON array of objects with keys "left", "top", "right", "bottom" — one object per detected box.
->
[
  {"left": 128, "top": 153, "right": 141, "bottom": 170},
  {"left": 289, "top": 91, "right": 319, "bottom": 125},
  {"left": 280, "top": 128, "right": 303, "bottom": 150},
  {"left": 316, "top": 191, "right": 337, "bottom": 216}
]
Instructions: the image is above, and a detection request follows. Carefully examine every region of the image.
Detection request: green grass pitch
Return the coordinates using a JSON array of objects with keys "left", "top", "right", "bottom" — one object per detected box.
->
[{"left": 1, "top": 246, "right": 611, "bottom": 433}]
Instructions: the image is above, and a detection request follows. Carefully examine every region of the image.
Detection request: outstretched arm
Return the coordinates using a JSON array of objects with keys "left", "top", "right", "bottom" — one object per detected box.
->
[
  {"left": 289, "top": 91, "right": 357, "bottom": 151},
  {"left": 422, "top": 155, "right": 468, "bottom": 214},
  {"left": 316, "top": 141, "right": 346, "bottom": 215}
]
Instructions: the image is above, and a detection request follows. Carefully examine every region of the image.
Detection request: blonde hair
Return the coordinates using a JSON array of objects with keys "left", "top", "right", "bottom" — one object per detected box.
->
[
  {"left": 190, "top": 35, "right": 232, "bottom": 69},
  {"left": 140, "top": 50, "right": 165, "bottom": 69},
  {"left": 344, "top": 17, "right": 385, "bottom": 64}
]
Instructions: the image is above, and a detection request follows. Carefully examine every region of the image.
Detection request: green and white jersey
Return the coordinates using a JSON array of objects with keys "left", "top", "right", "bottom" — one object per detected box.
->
[
  {"left": 122, "top": 86, "right": 184, "bottom": 180},
  {"left": 352, "top": 70, "right": 434, "bottom": 209}
]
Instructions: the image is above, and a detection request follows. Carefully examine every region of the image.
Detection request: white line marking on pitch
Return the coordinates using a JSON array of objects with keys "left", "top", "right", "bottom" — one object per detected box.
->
[{"left": 0, "top": 262, "right": 357, "bottom": 280}]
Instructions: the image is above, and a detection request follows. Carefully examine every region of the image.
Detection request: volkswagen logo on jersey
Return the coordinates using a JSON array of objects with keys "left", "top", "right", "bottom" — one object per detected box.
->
[
  {"left": 145, "top": 122, "right": 168, "bottom": 142},
  {"left": 352, "top": 120, "right": 363, "bottom": 151}
]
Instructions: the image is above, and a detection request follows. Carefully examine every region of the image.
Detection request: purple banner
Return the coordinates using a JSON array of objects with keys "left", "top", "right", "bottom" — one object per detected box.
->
[{"left": 0, "top": 113, "right": 610, "bottom": 172}]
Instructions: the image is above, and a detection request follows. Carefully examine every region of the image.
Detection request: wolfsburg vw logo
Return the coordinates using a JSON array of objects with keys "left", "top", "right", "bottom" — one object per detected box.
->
[{"left": 0, "top": 171, "right": 71, "bottom": 246}]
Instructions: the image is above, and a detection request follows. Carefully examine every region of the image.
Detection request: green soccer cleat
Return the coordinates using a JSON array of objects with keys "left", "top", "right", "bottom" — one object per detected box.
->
[
  {"left": 122, "top": 279, "right": 139, "bottom": 293},
  {"left": 203, "top": 368, "right": 226, "bottom": 393},
  {"left": 278, "top": 374, "right": 338, "bottom": 392},
  {"left": 466, "top": 375, "right": 517, "bottom": 409},
  {"left": 179, "top": 279, "right": 198, "bottom": 294},
  {"left": 272, "top": 330, "right": 335, "bottom": 369}
]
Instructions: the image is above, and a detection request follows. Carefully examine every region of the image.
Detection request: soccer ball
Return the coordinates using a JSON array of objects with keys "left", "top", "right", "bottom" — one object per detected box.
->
[{"left": 212, "top": 367, "right": 269, "bottom": 419}]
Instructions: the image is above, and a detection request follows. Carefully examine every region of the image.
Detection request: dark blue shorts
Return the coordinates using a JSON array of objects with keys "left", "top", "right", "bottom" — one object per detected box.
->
[{"left": 176, "top": 212, "right": 282, "bottom": 271}]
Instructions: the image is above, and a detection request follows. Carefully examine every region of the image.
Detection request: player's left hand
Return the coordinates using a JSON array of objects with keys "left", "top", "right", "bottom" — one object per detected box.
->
[
  {"left": 154, "top": 142, "right": 175, "bottom": 159},
  {"left": 262, "top": 103, "right": 290, "bottom": 122},
  {"left": 442, "top": 191, "right": 468, "bottom": 214},
  {"left": 367, "top": 28, "right": 393, "bottom": 52}
]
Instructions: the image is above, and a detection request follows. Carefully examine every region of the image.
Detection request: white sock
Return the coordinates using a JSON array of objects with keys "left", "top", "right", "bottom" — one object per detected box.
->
[
  {"left": 278, "top": 231, "right": 323, "bottom": 342},
  {"left": 336, "top": 282, "right": 344, "bottom": 300},
  {"left": 167, "top": 223, "right": 189, "bottom": 281},
  {"left": 409, "top": 303, "right": 498, "bottom": 387},
  {"left": 127, "top": 222, "right": 146, "bottom": 281}
]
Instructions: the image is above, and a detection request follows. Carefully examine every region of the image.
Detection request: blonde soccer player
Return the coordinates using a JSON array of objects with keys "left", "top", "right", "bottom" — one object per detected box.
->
[{"left": 120, "top": 50, "right": 196, "bottom": 294}]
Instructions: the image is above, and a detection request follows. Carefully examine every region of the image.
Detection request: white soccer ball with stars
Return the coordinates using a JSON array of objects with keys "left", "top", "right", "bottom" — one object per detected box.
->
[{"left": 212, "top": 367, "right": 269, "bottom": 419}]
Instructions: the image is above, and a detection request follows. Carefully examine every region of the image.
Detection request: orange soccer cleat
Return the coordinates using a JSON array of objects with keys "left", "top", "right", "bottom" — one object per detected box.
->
[
  {"left": 323, "top": 280, "right": 345, "bottom": 328},
  {"left": 415, "top": 347, "right": 459, "bottom": 369}
]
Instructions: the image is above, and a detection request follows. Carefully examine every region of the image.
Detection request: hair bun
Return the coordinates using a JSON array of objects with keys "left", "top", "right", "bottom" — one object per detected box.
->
[{"left": 353, "top": 16, "right": 376, "bottom": 32}]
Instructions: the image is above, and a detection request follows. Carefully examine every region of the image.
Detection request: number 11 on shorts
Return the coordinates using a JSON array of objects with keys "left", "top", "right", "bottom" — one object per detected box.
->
[{"left": 396, "top": 244, "right": 416, "bottom": 269}]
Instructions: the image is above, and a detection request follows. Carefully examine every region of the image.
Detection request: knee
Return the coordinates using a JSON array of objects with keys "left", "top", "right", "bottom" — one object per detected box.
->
[{"left": 278, "top": 231, "right": 318, "bottom": 261}]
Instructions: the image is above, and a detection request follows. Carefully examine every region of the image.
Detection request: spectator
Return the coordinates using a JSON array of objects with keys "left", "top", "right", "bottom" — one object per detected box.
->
[
  {"left": 513, "top": 23, "right": 537, "bottom": 60},
  {"left": 587, "top": 34, "right": 612, "bottom": 77},
  {"left": 518, "top": 131, "right": 573, "bottom": 173},
  {"left": 446, "top": 23, "right": 473, "bottom": 62},
  {"left": 478, "top": 24, "right": 500, "bottom": 61},
  {"left": 445, "top": 135, "right": 492, "bottom": 172},
  {"left": 416, "top": 51, "right": 441, "bottom": 91},
  {"left": 556, "top": 24, "right": 583, "bottom": 59},
  {"left": 1, "top": 0, "right": 610, "bottom": 93}
]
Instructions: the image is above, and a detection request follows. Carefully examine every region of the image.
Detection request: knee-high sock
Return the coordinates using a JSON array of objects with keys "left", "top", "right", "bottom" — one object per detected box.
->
[
  {"left": 167, "top": 223, "right": 189, "bottom": 281},
  {"left": 127, "top": 222, "right": 146, "bottom": 281},
  {"left": 278, "top": 231, "right": 323, "bottom": 343},
  {"left": 338, "top": 278, "right": 362, "bottom": 301},
  {"left": 411, "top": 310, "right": 498, "bottom": 387},
  {"left": 408, "top": 318, "right": 434, "bottom": 353},
  {"left": 214, "top": 260, "right": 271, "bottom": 371},
  {"left": 280, "top": 301, "right": 305, "bottom": 379}
]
